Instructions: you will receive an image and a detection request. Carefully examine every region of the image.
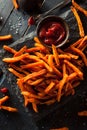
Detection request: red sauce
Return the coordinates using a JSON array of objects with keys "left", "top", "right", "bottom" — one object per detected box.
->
[
  {"left": 0, "top": 87, "right": 8, "bottom": 93},
  {"left": 28, "top": 16, "right": 35, "bottom": 26},
  {"left": 39, "top": 21, "right": 66, "bottom": 46}
]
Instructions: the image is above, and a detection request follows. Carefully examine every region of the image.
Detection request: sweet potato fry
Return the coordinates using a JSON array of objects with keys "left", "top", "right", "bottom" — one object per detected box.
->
[
  {"left": 77, "top": 35, "right": 87, "bottom": 49},
  {"left": 50, "top": 127, "right": 69, "bottom": 130},
  {"left": 43, "top": 98, "right": 56, "bottom": 105},
  {"left": 52, "top": 44, "right": 59, "bottom": 66},
  {"left": 14, "top": 46, "right": 27, "bottom": 57},
  {"left": 10, "top": 64, "right": 29, "bottom": 75},
  {"left": 72, "top": 0, "right": 87, "bottom": 16},
  {"left": 44, "top": 82, "right": 55, "bottom": 93},
  {"left": 58, "top": 54, "right": 71, "bottom": 60},
  {"left": 48, "top": 55, "right": 62, "bottom": 78},
  {"left": 57, "top": 74, "right": 68, "bottom": 102},
  {"left": 21, "top": 61, "right": 44, "bottom": 69},
  {"left": 35, "top": 52, "right": 48, "bottom": 62},
  {"left": 67, "top": 72, "right": 77, "bottom": 81},
  {"left": 32, "top": 103, "right": 38, "bottom": 113},
  {"left": 78, "top": 111, "right": 87, "bottom": 116},
  {"left": 3, "top": 53, "right": 29, "bottom": 63},
  {"left": 22, "top": 69, "right": 46, "bottom": 82},
  {"left": 26, "top": 46, "right": 45, "bottom": 53},
  {"left": 8, "top": 68, "right": 24, "bottom": 78},
  {"left": 0, "top": 35, "right": 12, "bottom": 40},
  {"left": 0, "top": 96, "right": 9, "bottom": 105},
  {"left": 3, "top": 45, "right": 17, "bottom": 54},
  {"left": 12, "top": 0, "right": 19, "bottom": 9},
  {"left": 0, "top": 105, "right": 18, "bottom": 112},
  {"left": 28, "top": 78, "right": 44, "bottom": 86},
  {"left": 66, "top": 53, "right": 78, "bottom": 59},
  {"left": 64, "top": 60, "right": 83, "bottom": 79},
  {"left": 72, "top": 38, "right": 83, "bottom": 47},
  {"left": 70, "top": 46, "right": 87, "bottom": 66},
  {"left": 71, "top": 6, "right": 85, "bottom": 37}
]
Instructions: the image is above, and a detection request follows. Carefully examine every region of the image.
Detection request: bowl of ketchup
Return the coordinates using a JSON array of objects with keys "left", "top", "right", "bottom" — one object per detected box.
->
[{"left": 37, "top": 15, "right": 69, "bottom": 48}]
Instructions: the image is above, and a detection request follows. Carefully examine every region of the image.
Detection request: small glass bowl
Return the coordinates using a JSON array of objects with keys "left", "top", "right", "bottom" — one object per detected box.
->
[{"left": 36, "top": 15, "right": 69, "bottom": 48}]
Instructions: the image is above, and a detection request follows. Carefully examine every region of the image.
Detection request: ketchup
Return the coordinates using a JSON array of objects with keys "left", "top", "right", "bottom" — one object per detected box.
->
[
  {"left": 39, "top": 21, "right": 66, "bottom": 46},
  {"left": 28, "top": 16, "right": 35, "bottom": 26}
]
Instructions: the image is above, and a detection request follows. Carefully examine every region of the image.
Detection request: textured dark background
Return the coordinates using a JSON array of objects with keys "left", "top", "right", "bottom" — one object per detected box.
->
[{"left": 0, "top": 0, "right": 87, "bottom": 130}]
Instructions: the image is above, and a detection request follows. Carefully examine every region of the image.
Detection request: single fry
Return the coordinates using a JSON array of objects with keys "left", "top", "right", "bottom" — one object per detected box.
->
[
  {"left": 48, "top": 55, "right": 62, "bottom": 77},
  {"left": 28, "top": 78, "right": 44, "bottom": 86},
  {"left": 50, "top": 127, "right": 69, "bottom": 130},
  {"left": 71, "top": 6, "right": 85, "bottom": 37},
  {"left": 70, "top": 46, "right": 87, "bottom": 66},
  {"left": 0, "top": 35, "right": 12, "bottom": 41},
  {"left": 32, "top": 103, "right": 38, "bottom": 113},
  {"left": 0, "top": 105, "right": 18, "bottom": 112},
  {"left": 72, "top": 38, "right": 83, "bottom": 47},
  {"left": 22, "top": 69, "right": 46, "bottom": 82},
  {"left": 72, "top": 0, "right": 87, "bottom": 16},
  {"left": 78, "top": 111, "right": 87, "bottom": 116},
  {"left": 3, "top": 45, "right": 17, "bottom": 54},
  {"left": 52, "top": 44, "right": 59, "bottom": 66},
  {"left": 14, "top": 46, "right": 27, "bottom": 57},
  {"left": 12, "top": 0, "right": 19, "bottom": 9},
  {"left": 57, "top": 74, "right": 68, "bottom": 102},
  {"left": 21, "top": 61, "right": 44, "bottom": 69},
  {"left": 64, "top": 60, "right": 83, "bottom": 79},
  {"left": 77, "top": 35, "right": 87, "bottom": 49},
  {"left": 0, "top": 96, "right": 9, "bottom": 105},
  {"left": 67, "top": 72, "right": 77, "bottom": 81},
  {"left": 8, "top": 68, "right": 24, "bottom": 78},
  {"left": 44, "top": 82, "right": 55, "bottom": 93},
  {"left": 3, "top": 53, "right": 29, "bottom": 63}
]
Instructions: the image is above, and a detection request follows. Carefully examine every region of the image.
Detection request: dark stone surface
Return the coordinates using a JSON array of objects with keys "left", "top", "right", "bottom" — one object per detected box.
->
[{"left": 0, "top": 0, "right": 87, "bottom": 130}]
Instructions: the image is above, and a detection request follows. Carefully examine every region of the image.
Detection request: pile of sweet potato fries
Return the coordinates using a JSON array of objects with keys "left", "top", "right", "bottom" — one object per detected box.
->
[{"left": 2, "top": 35, "right": 87, "bottom": 112}]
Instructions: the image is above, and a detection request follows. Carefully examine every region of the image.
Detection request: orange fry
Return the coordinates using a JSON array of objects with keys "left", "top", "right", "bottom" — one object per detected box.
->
[
  {"left": 10, "top": 64, "right": 29, "bottom": 75},
  {"left": 0, "top": 96, "right": 9, "bottom": 105},
  {"left": 72, "top": 0, "right": 87, "bottom": 16},
  {"left": 64, "top": 60, "right": 83, "bottom": 79},
  {"left": 71, "top": 6, "right": 85, "bottom": 37},
  {"left": 44, "top": 82, "right": 55, "bottom": 93},
  {"left": 78, "top": 111, "right": 87, "bottom": 116},
  {"left": 14, "top": 46, "right": 27, "bottom": 57},
  {"left": 48, "top": 55, "right": 62, "bottom": 78},
  {"left": 28, "top": 78, "right": 44, "bottom": 86},
  {"left": 3, "top": 45, "right": 17, "bottom": 54},
  {"left": 57, "top": 74, "right": 68, "bottom": 102},
  {"left": 52, "top": 44, "right": 59, "bottom": 66},
  {"left": 12, "top": 0, "right": 19, "bottom": 9},
  {"left": 67, "top": 72, "right": 77, "bottom": 81},
  {"left": 70, "top": 46, "right": 87, "bottom": 66},
  {"left": 0, "top": 35, "right": 12, "bottom": 41},
  {"left": 0, "top": 105, "right": 18, "bottom": 112},
  {"left": 77, "top": 35, "right": 87, "bottom": 49},
  {"left": 8, "top": 68, "right": 24, "bottom": 78},
  {"left": 3, "top": 53, "right": 29, "bottom": 63},
  {"left": 50, "top": 127, "right": 69, "bottom": 130},
  {"left": 21, "top": 61, "right": 44, "bottom": 69},
  {"left": 32, "top": 103, "right": 38, "bottom": 113},
  {"left": 26, "top": 46, "right": 45, "bottom": 53},
  {"left": 22, "top": 69, "right": 46, "bottom": 82},
  {"left": 72, "top": 38, "right": 83, "bottom": 47}
]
